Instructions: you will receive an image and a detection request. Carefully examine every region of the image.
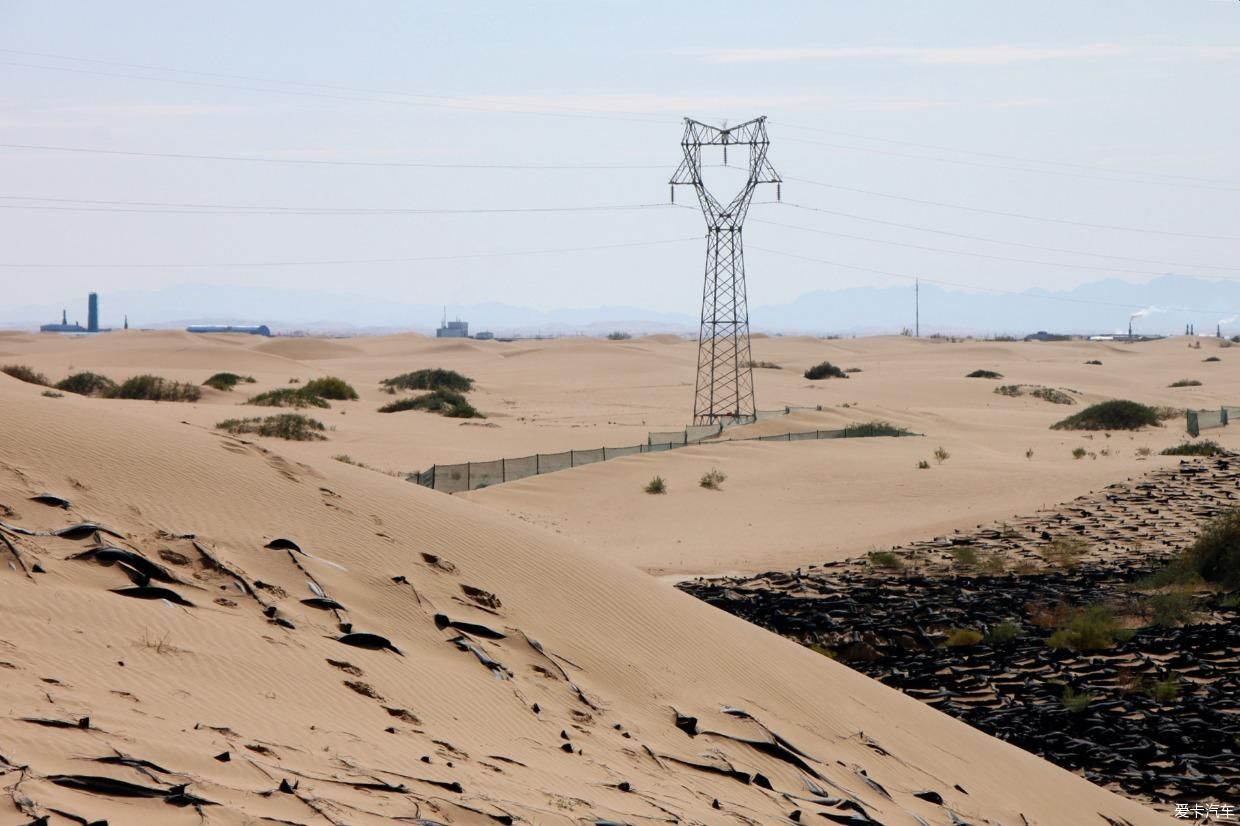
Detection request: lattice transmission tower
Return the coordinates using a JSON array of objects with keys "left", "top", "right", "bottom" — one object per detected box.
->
[{"left": 670, "top": 117, "right": 780, "bottom": 426}]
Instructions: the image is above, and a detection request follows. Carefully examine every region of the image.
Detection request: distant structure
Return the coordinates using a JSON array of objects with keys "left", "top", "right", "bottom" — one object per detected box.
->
[
  {"left": 670, "top": 116, "right": 780, "bottom": 425},
  {"left": 474, "top": 330, "right": 495, "bottom": 340},
  {"left": 87, "top": 292, "right": 99, "bottom": 333},
  {"left": 124, "top": 315, "right": 129, "bottom": 331},
  {"left": 436, "top": 308, "right": 469, "bottom": 339},
  {"left": 186, "top": 324, "right": 271, "bottom": 336},
  {"left": 39, "top": 309, "right": 85, "bottom": 334}
]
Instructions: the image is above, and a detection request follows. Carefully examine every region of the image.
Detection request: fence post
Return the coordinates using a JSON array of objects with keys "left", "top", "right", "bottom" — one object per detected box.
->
[
  {"left": 603, "top": 447, "right": 608, "bottom": 460},
  {"left": 466, "top": 462, "right": 471, "bottom": 491},
  {"left": 1188, "top": 410, "right": 1200, "bottom": 438},
  {"left": 1222, "top": 407, "right": 1230, "bottom": 426},
  {"left": 502, "top": 457, "right": 506, "bottom": 482},
  {"left": 536, "top": 454, "right": 540, "bottom": 474},
  {"left": 570, "top": 449, "right": 575, "bottom": 467}
]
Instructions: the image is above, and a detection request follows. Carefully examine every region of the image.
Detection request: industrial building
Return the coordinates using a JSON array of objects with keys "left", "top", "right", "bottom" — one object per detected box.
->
[
  {"left": 436, "top": 319, "right": 469, "bottom": 338},
  {"left": 186, "top": 324, "right": 272, "bottom": 336},
  {"left": 39, "top": 310, "right": 86, "bottom": 334},
  {"left": 39, "top": 292, "right": 101, "bottom": 333}
]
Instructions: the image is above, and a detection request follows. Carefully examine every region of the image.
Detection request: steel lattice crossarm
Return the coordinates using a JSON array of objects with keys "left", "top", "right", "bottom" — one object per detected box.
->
[{"left": 670, "top": 116, "right": 780, "bottom": 426}]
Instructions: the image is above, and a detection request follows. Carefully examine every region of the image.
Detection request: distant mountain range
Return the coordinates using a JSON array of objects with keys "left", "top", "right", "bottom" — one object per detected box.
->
[{"left": 4, "top": 275, "right": 1238, "bottom": 337}]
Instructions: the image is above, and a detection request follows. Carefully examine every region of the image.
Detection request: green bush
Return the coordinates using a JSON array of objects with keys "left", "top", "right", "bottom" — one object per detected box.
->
[
  {"left": 55, "top": 371, "right": 117, "bottom": 397},
  {"left": 302, "top": 376, "right": 357, "bottom": 400},
  {"left": 378, "top": 389, "right": 481, "bottom": 418},
  {"left": 804, "top": 361, "right": 847, "bottom": 380},
  {"left": 966, "top": 369, "right": 1003, "bottom": 379},
  {"left": 644, "top": 476, "right": 667, "bottom": 494},
  {"left": 1181, "top": 508, "right": 1240, "bottom": 589},
  {"left": 699, "top": 468, "right": 727, "bottom": 490},
  {"left": 203, "top": 372, "right": 256, "bottom": 391},
  {"left": 1061, "top": 686, "right": 1094, "bottom": 713},
  {"left": 842, "top": 421, "right": 910, "bottom": 437},
  {"left": 1146, "top": 591, "right": 1196, "bottom": 628},
  {"left": 987, "top": 620, "right": 1022, "bottom": 644},
  {"left": 1, "top": 364, "right": 49, "bottom": 386},
  {"left": 1161, "top": 440, "right": 1223, "bottom": 457},
  {"left": 1072, "top": 447, "right": 1088, "bottom": 459},
  {"left": 216, "top": 414, "right": 327, "bottom": 441},
  {"left": 380, "top": 368, "right": 474, "bottom": 393},
  {"left": 111, "top": 375, "right": 201, "bottom": 402},
  {"left": 1169, "top": 378, "right": 1203, "bottom": 388},
  {"left": 951, "top": 546, "right": 979, "bottom": 567},
  {"left": 246, "top": 388, "right": 330, "bottom": 409},
  {"left": 944, "top": 628, "right": 984, "bottom": 648},
  {"left": 1047, "top": 604, "right": 1122, "bottom": 651},
  {"left": 1051, "top": 400, "right": 1161, "bottom": 431}
]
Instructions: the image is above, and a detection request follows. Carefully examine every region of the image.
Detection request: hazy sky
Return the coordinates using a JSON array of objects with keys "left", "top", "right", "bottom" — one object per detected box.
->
[{"left": 2, "top": 0, "right": 1239, "bottom": 320}]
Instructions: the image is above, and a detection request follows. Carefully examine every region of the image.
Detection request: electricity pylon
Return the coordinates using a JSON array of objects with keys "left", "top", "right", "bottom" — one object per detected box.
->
[{"left": 670, "top": 116, "right": 780, "bottom": 426}]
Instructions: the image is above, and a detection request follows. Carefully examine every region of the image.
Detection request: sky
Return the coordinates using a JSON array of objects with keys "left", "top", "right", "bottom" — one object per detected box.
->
[{"left": 2, "top": 0, "right": 1239, "bottom": 326}]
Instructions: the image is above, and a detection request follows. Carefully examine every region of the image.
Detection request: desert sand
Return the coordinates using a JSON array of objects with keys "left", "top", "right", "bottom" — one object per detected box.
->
[{"left": 0, "top": 329, "right": 1226, "bottom": 822}]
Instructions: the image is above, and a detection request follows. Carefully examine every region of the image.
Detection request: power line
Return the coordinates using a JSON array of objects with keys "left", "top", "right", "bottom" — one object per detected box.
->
[
  {"left": 0, "top": 195, "right": 680, "bottom": 216},
  {"left": 769, "top": 201, "right": 1237, "bottom": 272},
  {"left": 780, "top": 135, "right": 1240, "bottom": 193},
  {"left": 0, "top": 235, "right": 700, "bottom": 269},
  {"left": 0, "top": 142, "right": 668, "bottom": 170},
  {"left": 775, "top": 121, "right": 1240, "bottom": 188},
  {"left": 782, "top": 176, "right": 1240, "bottom": 242},
  {"left": 747, "top": 245, "right": 1240, "bottom": 316},
  {"left": 752, "top": 213, "right": 1237, "bottom": 279}
]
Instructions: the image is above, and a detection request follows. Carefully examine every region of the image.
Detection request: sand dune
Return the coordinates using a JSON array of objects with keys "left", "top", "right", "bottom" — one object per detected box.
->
[{"left": 0, "top": 372, "right": 1160, "bottom": 824}]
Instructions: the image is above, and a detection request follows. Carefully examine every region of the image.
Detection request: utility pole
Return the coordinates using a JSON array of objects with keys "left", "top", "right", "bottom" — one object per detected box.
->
[
  {"left": 915, "top": 279, "right": 920, "bottom": 338},
  {"left": 670, "top": 116, "right": 780, "bottom": 426}
]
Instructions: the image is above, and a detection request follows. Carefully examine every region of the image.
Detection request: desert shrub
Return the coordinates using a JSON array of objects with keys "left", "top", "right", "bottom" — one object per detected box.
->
[
  {"left": 916, "top": 459, "right": 931, "bottom": 469},
  {"left": 951, "top": 547, "right": 979, "bottom": 567},
  {"left": 745, "top": 360, "right": 781, "bottom": 369},
  {"left": 1030, "top": 387, "right": 1075, "bottom": 405},
  {"left": 1061, "top": 686, "right": 1094, "bottom": 713},
  {"left": 41, "top": 390, "right": 63, "bottom": 398},
  {"left": 868, "top": 550, "right": 903, "bottom": 570},
  {"left": 1204, "top": 356, "right": 1221, "bottom": 363},
  {"left": 966, "top": 369, "right": 1003, "bottom": 379},
  {"left": 987, "top": 620, "right": 1022, "bottom": 644},
  {"left": 1147, "top": 676, "right": 1180, "bottom": 703},
  {"left": 994, "top": 384, "right": 1022, "bottom": 397},
  {"left": 1161, "top": 440, "right": 1224, "bottom": 457},
  {"left": 843, "top": 421, "right": 910, "bottom": 437},
  {"left": 944, "top": 628, "right": 984, "bottom": 648},
  {"left": 844, "top": 367, "right": 863, "bottom": 373},
  {"left": 1136, "top": 446, "right": 1152, "bottom": 457},
  {"left": 1051, "top": 400, "right": 1160, "bottom": 431},
  {"left": 644, "top": 476, "right": 667, "bottom": 494},
  {"left": 1072, "top": 447, "right": 1087, "bottom": 459},
  {"left": 804, "top": 361, "right": 847, "bottom": 380},
  {"left": 203, "top": 372, "right": 255, "bottom": 391},
  {"left": 699, "top": 468, "right": 727, "bottom": 490},
  {"left": 1169, "top": 378, "right": 1202, "bottom": 388},
  {"left": 216, "top": 414, "right": 326, "bottom": 441},
  {"left": 1047, "top": 604, "right": 1122, "bottom": 651},
  {"left": 933, "top": 446, "right": 950, "bottom": 464},
  {"left": 302, "top": 376, "right": 357, "bottom": 400},
  {"left": 1043, "top": 536, "right": 1087, "bottom": 569},
  {"left": 111, "top": 375, "right": 201, "bottom": 402},
  {"left": 378, "top": 389, "right": 481, "bottom": 418},
  {"left": 1084, "top": 360, "right": 1103, "bottom": 365},
  {"left": 55, "top": 371, "right": 116, "bottom": 396},
  {"left": 606, "top": 331, "right": 632, "bottom": 340},
  {"left": 1179, "top": 508, "right": 1240, "bottom": 589},
  {"left": 1, "top": 364, "right": 49, "bottom": 386},
  {"left": 247, "top": 388, "right": 329, "bottom": 409},
  {"left": 1145, "top": 591, "right": 1196, "bottom": 627},
  {"left": 380, "top": 368, "right": 474, "bottom": 393}
]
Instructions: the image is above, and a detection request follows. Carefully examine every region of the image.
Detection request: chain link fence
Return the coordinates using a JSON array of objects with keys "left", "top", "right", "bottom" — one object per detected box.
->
[{"left": 413, "top": 419, "right": 913, "bottom": 493}]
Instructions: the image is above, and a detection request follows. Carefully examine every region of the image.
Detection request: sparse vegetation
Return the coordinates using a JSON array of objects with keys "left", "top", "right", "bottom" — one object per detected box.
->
[
  {"left": 944, "top": 628, "right": 984, "bottom": 648},
  {"left": 951, "top": 547, "right": 979, "bottom": 567},
  {"left": 1169, "top": 378, "right": 1203, "bottom": 388},
  {"left": 41, "top": 389, "right": 63, "bottom": 398},
  {"left": 987, "top": 620, "right": 1022, "bottom": 644},
  {"left": 1043, "top": 536, "right": 1087, "bottom": 569},
  {"left": 1204, "top": 356, "right": 1221, "bottom": 363},
  {"left": 380, "top": 368, "right": 474, "bottom": 394},
  {"left": 1072, "top": 447, "right": 1088, "bottom": 459},
  {"left": 1179, "top": 508, "right": 1240, "bottom": 589},
  {"left": 203, "top": 372, "right": 256, "bottom": 391},
  {"left": 745, "top": 360, "right": 781, "bottom": 369},
  {"left": 1, "top": 364, "right": 49, "bottom": 386},
  {"left": 644, "top": 476, "right": 667, "bottom": 494},
  {"left": 844, "top": 367, "right": 863, "bottom": 373},
  {"left": 699, "top": 468, "right": 727, "bottom": 490},
  {"left": 1061, "top": 686, "right": 1095, "bottom": 713},
  {"left": 933, "top": 446, "right": 950, "bottom": 464},
  {"left": 1147, "top": 675, "right": 1180, "bottom": 703},
  {"left": 55, "top": 371, "right": 117, "bottom": 397},
  {"left": 1161, "top": 440, "right": 1224, "bottom": 457},
  {"left": 1136, "top": 446, "right": 1152, "bottom": 457},
  {"left": 216, "top": 413, "right": 327, "bottom": 441},
  {"left": 247, "top": 387, "right": 330, "bottom": 409},
  {"left": 804, "top": 361, "right": 848, "bottom": 380},
  {"left": 1051, "top": 400, "right": 1161, "bottom": 431},
  {"left": 867, "top": 550, "right": 904, "bottom": 570},
  {"left": 1084, "top": 360, "right": 1103, "bottom": 365},
  {"left": 111, "top": 375, "right": 201, "bottom": 402},
  {"left": 302, "top": 376, "right": 358, "bottom": 400},
  {"left": 1145, "top": 591, "right": 1196, "bottom": 628},
  {"left": 1025, "top": 448, "right": 1034, "bottom": 460},
  {"left": 1047, "top": 604, "right": 1122, "bottom": 651},
  {"left": 916, "top": 459, "right": 931, "bottom": 469},
  {"left": 378, "top": 389, "right": 482, "bottom": 418},
  {"left": 1030, "top": 387, "right": 1075, "bottom": 405},
  {"left": 966, "top": 369, "right": 1003, "bottom": 379}
]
